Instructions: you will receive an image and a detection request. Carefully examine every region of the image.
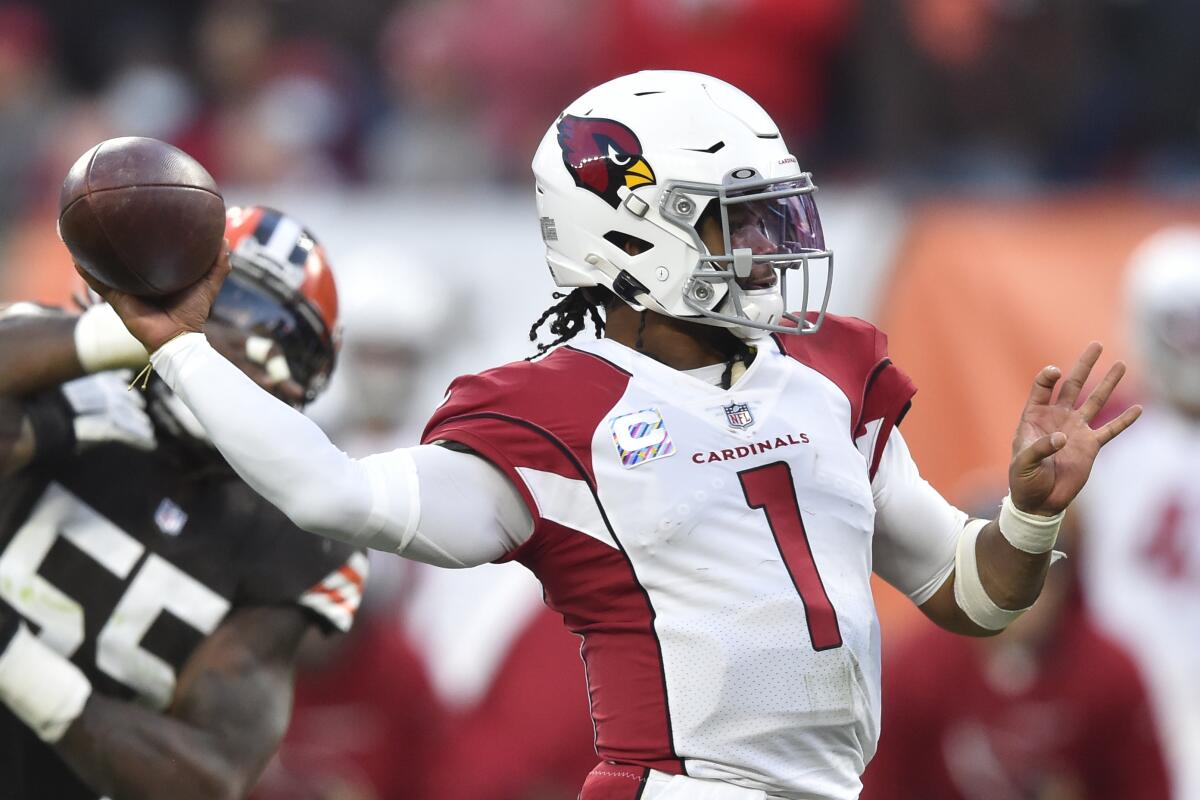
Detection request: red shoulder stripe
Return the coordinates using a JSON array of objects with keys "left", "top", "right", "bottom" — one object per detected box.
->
[{"left": 773, "top": 312, "right": 916, "bottom": 479}]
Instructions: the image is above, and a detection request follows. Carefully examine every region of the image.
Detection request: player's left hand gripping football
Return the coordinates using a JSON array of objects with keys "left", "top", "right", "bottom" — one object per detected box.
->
[
  {"left": 1008, "top": 342, "right": 1142, "bottom": 517},
  {"left": 74, "top": 243, "right": 232, "bottom": 354}
]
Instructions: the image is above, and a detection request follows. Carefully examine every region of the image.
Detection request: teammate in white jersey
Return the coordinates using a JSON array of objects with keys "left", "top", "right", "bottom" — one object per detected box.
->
[
  {"left": 1078, "top": 227, "right": 1200, "bottom": 800},
  {"left": 83, "top": 72, "right": 1139, "bottom": 800}
]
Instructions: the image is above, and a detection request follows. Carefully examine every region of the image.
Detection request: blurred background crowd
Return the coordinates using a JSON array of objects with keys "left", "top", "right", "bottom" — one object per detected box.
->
[{"left": 2, "top": 0, "right": 1199, "bottom": 798}]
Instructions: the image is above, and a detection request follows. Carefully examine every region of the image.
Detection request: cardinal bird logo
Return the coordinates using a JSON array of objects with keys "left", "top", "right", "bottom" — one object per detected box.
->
[{"left": 557, "top": 115, "right": 656, "bottom": 208}]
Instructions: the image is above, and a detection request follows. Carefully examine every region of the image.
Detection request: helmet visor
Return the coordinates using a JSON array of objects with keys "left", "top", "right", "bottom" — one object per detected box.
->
[
  {"left": 211, "top": 272, "right": 335, "bottom": 402},
  {"left": 723, "top": 182, "right": 826, "bottom": 259}
]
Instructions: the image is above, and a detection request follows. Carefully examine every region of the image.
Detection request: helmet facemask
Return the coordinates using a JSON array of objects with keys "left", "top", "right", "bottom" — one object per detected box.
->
[{"left": 659, "top": 168, "right": 833, "bottom": 340}]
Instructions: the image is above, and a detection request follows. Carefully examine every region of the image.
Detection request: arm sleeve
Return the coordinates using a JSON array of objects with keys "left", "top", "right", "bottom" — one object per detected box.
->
[
  {"left": 404, "top": 443, "right": 533, "bottom": 567},
  {"left": 871, "top": 429, "right": 965, "bottom": 605},
  {"left": 150, "top": 333, "right": 531, "bottom": 566}
]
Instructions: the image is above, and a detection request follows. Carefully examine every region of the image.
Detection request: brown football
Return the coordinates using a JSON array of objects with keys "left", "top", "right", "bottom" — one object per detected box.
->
[{"left": 58, "top": 137, "right": 226, "bottom": 297}]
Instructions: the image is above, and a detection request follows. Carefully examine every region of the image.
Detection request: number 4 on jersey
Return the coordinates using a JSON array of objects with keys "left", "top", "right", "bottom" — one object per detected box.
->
[{"left": 739, "top": 462, "right": 843, "bottom": 652}]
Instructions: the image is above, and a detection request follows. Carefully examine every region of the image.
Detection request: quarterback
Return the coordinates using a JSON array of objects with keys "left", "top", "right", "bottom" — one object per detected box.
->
[{"left": 89, "top": 73, "right": 1137, "bottom": 799}]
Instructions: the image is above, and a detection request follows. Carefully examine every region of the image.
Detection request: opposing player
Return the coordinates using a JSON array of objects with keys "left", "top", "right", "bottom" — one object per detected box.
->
[
  {"left": 1077, "top": 226, "right": 1200, "bottom": 799},
  {"left": 0, "top": 206, "right": 367, "bottom": 800},
  {"left": 91, "top": 72, "right": 1138, "bottom": 799}
]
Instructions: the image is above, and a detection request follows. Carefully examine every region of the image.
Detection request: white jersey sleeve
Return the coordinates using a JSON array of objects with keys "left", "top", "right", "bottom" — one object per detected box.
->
[
  {"left": 150, "top": 332, "right": 531, "bottom": 566},
  {"left": 870, "top": 429, "right": 965, "bottom": 604},
  {"left": 405, "top": 444, "right": 533, "bottom": 566}
]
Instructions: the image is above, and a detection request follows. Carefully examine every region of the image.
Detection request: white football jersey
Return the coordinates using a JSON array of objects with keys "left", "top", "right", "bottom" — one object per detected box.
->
[
  {"left": 423, "top": 314, "right": 939, "bottom": 800},
  {"left": 1077, "top": 405, "right": 1200, "bottom": 800}
]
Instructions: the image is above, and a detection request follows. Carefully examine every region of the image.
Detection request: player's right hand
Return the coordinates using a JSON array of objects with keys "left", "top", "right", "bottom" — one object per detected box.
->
[
  {"left": 1007, "top": 342, "right": 1141, "bottom": 517},
  {"left": 74, "top": 243, "right": 232, "bottom": 353},
  {"left": 62, "top": 371, "right": 157, "bottom": 451}
]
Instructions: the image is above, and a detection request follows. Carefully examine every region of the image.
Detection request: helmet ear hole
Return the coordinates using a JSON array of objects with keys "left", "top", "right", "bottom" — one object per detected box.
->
[
  {"left": 694, "top": 198, "right": 722, "bottom": 250},
  {"left": 603, "top": 230, "right": 655, "bottom": 256}
]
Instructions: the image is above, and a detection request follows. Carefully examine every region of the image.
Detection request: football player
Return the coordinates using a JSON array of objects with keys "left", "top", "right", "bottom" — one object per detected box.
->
[
  {"left": 1077, "top": 226, "right": 1200, "bottom": 799},
  {"left": 90, "top": 72, "right": 1139, "bottom": 800},
  {"left": 0, "top": 206, "right": 367, "bottom": 800}
]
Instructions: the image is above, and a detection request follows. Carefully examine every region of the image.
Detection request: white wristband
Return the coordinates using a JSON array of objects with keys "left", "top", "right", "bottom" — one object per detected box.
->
[
  {"left": 74, "top": 304, "right": 149, "bottom": 373},
  {"left": 0, "top": 624, "right": 92, "bottom": 742},
  {"left": 953, "top": 518, "right": 1031, "bottom": 631},
  {"left": 998, "top": 494, "right": 1064, "bottom": 554}
]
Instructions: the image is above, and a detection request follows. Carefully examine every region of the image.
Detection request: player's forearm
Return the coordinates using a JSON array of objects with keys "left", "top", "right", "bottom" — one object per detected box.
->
[
  {"left": 932, "top": 499, "right": 1063, "bottom": 636},
  {"left": 924, "top": 519, "right": 1054, "bottom": 638},
  {"left": 0, "top": 314, "right": 85, "bottom": 396},
  {"left": 975, "top": 518, "right": 1052, "bottom": 610},
  {"left": 56, "top": 694, "right": 256, "bottom": 800},
  {"left": 0, "top": 305, "right": 149, "bottom": 396},
  {"left": 0, "top": 614, "right": 268, "bottom": 800},
  {"left": 50, "top": 606, "right": 305, "bottom": 800}
]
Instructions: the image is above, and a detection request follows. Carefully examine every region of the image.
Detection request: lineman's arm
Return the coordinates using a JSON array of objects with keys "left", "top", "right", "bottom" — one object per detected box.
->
[
  {"left": 0, "top": 605, "right": 311, "bottom": 800},
  {"left": 0, "top": 302, "right": 148, "bottom": 397}
]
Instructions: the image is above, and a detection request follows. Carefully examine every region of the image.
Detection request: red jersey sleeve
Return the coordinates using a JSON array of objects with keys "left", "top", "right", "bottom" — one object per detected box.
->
[
  {"left": 774, "top": 313, "right": 916, "bottom": 480},
  {"left": 421, "top": 347, "right": 632, "bottom": 558}
]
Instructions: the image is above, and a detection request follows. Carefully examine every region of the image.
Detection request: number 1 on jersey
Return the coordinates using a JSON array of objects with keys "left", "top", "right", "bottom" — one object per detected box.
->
[{"left": 739, "top": 461, "right": 843, "bottom": 651}]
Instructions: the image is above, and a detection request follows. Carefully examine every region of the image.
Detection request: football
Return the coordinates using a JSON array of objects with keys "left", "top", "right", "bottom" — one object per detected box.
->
[{"left": 58, "top": 136, "right": 226, "bottom": 297}]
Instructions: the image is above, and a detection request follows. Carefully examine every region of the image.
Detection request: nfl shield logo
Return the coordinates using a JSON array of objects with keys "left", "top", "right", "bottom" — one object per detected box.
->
[
  {"left": 723, "top": 402, "right": 754, "bottom": 429},
  {"left": 154, "top": 498, "right": 188, "bottom": 536}
]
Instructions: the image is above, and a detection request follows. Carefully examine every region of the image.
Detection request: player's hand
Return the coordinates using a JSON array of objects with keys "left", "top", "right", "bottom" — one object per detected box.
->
[
  {"left": 1008, "top": 342, "right": 1142, "bottom": 516},
  {"left": 74, "top": 243, "right": 232, "bottom": 353}
]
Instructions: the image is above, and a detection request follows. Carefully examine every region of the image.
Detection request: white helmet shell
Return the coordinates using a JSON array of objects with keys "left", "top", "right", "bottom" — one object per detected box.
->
[
  {"left": 532, "top": 71, "right": 833, "bottom": 340},
  {"left": 1126, "top": 226, "right": 1200, "bottom": 411}
]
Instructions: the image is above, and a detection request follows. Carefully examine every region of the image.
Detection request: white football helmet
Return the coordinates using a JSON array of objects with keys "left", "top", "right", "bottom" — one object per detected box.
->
[
  {"left": 1126, "top": 226, "right": 1200, "bottom": 412},
  {"left": 532, "top": 70, "right": 832, "bottom": 341}
]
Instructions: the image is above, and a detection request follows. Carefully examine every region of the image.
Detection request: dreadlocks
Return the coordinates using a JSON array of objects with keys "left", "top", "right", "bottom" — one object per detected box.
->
[
  {"left": 527, "top": 287, "right": 612, "bottom": 358},
  {"left": 527, "top": 285, "right": 751, "bottom": 388}
]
